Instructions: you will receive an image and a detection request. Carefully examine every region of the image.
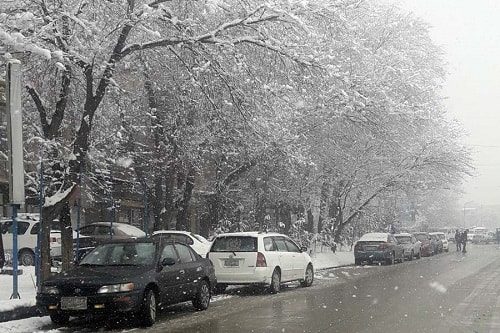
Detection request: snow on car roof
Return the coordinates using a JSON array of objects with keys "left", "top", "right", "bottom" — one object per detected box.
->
[
  {"left": 87, "top": 222, "right": 146, "bottom": 237},
  {"left": 214, "top": 231, "right": 284, "bottom": 238},
  {"left": 394, "top": 233, "right": 412, "bottom": 237},
  {"left": 358, "top": 233, "right": 389, "bottom": 241}
]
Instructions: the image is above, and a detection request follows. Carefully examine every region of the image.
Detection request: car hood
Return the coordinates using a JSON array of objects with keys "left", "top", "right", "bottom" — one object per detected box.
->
[{"left": 45, "top": 265, "right": 152, "bottom": 287}]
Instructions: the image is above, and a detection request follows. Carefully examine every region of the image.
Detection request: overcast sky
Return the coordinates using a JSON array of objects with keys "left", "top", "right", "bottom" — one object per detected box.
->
[{"left": 390, "top": 0, "right": 500, "bottom": 206}]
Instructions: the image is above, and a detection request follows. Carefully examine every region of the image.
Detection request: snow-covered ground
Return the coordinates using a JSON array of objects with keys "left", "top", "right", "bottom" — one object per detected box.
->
[
  {"left": 311, "top": 250, "right": 354, "bottom": 270},
  {"left": 0, "top": 266, "right": 37, "bottom": 312}
]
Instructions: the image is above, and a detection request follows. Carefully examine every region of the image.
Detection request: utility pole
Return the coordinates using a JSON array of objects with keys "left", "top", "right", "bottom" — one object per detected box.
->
[{"left": 6, "top": 59, "right": 24, "bottom": 299}]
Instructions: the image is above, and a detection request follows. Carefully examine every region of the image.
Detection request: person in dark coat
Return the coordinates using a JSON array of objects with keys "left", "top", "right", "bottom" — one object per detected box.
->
[
  {"left": 462, "top": 229, "right": 469, "bottom": 253},
  {"left": 455, "top": 229, "right": 462, "bottom": 252}
]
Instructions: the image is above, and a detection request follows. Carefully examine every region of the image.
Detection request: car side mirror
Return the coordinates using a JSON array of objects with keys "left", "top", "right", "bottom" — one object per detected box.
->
[
  {"left": 300, "top": 246, "right": 308, "bottom": 253},
  {"left": 161, "top": 257, "right": 176, "bottom": 266}
]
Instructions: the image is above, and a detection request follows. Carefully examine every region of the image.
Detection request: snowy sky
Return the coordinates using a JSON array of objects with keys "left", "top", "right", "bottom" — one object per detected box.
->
[{"left": 392, "top": 0, "right": 500, "bottom": 206}]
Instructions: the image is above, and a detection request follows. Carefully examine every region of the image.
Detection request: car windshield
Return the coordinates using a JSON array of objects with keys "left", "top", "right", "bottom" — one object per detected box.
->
[
  {"left": 211, "top": 236, "right": 257, "bottom": 252},
  {"left": 395, "top": 236, "right": 411, "bottom": 244},
  {"left": 79, "top": 243, "right": 156, "bottom": 266},
  {"left": 414, "top": 234, "right": 428, "bottom": 242}
]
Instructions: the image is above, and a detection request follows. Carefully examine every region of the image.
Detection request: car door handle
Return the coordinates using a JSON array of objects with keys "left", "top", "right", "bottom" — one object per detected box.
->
[{"left": 179, "top": 270, "right": 185, "bottom": 274}]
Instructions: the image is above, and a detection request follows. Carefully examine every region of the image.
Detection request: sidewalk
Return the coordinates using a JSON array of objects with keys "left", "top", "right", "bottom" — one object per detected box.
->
[
  {"left": 0, "top": 251, "right": 355, "bottom": 323},
  {"left": 0, "top": 266, "right": 40, "bottom": 322}
]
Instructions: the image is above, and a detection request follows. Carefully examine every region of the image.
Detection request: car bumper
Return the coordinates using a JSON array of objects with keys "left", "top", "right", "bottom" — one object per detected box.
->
[
  {"left": 215, "top": 267, "right": 272, "bottom": 285},
  {"left": 37, "top": 290, "right": 144, "bottom": 315},
  {"left": 355, "top": 251, "right": 391, "bottom": 262}
]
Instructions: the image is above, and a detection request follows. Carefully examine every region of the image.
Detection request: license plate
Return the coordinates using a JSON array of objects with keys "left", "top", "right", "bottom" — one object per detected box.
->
[
  {"left": 61, "top": 297, "right": 87, "bottom": 310},
  {"left": 224, "top": 258, "right": 240, "bottom": 267}
]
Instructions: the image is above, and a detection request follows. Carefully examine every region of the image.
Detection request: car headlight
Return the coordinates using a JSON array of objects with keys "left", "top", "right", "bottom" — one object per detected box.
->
[
  {"left": 41, "top": 286, "right": 60, "bottom": 295},
  {"left": 97, "top": 283, "right": 135, "bottom": 294}
]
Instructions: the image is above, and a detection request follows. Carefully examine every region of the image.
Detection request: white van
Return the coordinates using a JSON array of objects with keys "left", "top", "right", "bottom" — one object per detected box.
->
[{"left": 208, "top": 232, "right": 314, "bottom": 293}]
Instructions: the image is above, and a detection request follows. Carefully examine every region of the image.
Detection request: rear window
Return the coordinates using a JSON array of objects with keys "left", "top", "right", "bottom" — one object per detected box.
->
[
  {"left": 414, "top": 234, "right": 428, "bottom": 241},
  {"left": 395, "top": 236, "right": 411, "bottom": 244},
  {"left": 211, "top": 236, "right": 258, "bottom": 252}
]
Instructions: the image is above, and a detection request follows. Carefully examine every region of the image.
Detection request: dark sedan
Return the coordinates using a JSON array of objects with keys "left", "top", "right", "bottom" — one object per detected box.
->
[
  {"left": 354, "top": 232, "right": 405, "bottom": 265},
  {"left": 37, "top": 239, "right": 216, "bottom": 327}
]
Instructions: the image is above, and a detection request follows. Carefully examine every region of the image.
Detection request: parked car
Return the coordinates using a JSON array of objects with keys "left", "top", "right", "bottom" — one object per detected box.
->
[
  {"left": 394, "top": 233, "right": 421, "bottom": 260},
  {"left": 0, "top": 215, "right": 63, "bottom": 266},
  {"left": 208, "top": 232, "right": 314, "bottom": 294},
  {"left": 152, "top": 230, "right": 211, "bottom": 257},
  {"left": 430, "top": 232, "right": 448, "bottom": 252},
  {"left": 354, "top": 233, "right": 404, "bottom": 265},
  {"left": 413, "top": 232, "right": 434, "bottom": 256},
  {"left": 37, "top": 238, "right": 216, "bottom": 327}
]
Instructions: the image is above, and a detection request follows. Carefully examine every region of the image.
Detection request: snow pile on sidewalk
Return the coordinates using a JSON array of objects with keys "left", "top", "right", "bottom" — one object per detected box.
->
[
  {"left": 0, "top": 316, "right": 51, "bottom": 332},
  {"left": 0, "top": 266, "right": 37, "bottom": 313},
  {"left": 311, "top": 250, "right": 354, "bottom": 270}
]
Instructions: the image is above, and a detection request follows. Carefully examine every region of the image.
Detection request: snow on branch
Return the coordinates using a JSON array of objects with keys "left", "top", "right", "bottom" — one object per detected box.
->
[{"left": 43, "top": 184, "right": 76, "bottom": 208}]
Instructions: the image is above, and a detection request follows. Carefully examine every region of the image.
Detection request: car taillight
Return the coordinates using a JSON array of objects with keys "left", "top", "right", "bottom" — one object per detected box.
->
[{"left": 256, "top": 252, "right": 267, "bottom": 267}]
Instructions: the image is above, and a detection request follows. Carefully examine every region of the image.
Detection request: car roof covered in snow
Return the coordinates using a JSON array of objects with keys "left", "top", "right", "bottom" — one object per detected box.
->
[
  {"left": 394, "top": 233, "right": 412, "bottom": 237},
  {"left": 214, "top": 231, "right": 285, "bottom": 238},
  {"left": 85, "top": 222, "right": 146, "bottom": 237},
  {"left": 358, "top": 233, "right": 389, "bottom": 242}
]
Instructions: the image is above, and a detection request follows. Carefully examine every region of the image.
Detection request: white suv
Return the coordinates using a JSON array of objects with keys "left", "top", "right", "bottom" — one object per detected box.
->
[
  {"left": 0, "top": 215, "right": 62, "bottom": 266},
  {"left": 208, "top": 232, "right": 314, "bottom": 293}
]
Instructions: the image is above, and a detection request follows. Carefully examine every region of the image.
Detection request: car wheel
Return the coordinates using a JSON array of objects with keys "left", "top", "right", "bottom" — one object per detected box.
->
[
  {"left": 386, "top": 252, "right": 394, "bottom": 265},
  {"left": 214, "top": 283, "right": 227, "bottom": 294},
  {"left": 300, "top": 264, "right": 314, "bottom": 287},
  {"left": 193, "top": 280, "right": 211, "bottom": 311},
  {"left": 269, "top": 268, "right": 281, "bottom": 294},
  {"left": 19, "top": 249, "right": 35, "bottom": 266},
  {"left": 409, "top": 251, "right": 414, "bottom": 261},
  {"left": 416, "top": 250, "right": 421, "bottom": 259},
  {"left": 139, "top": 289, "right": 157, "bottom": 327},
  {"left": 355, "top": 258, "right": 362, "bottom": 266},
  {"left": 50, "top": 312, "right": 70, "bottom": 325}
]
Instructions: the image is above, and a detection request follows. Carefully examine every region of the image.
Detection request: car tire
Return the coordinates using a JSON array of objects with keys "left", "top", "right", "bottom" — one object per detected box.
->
[
  {"left": 416, "top": 251, "right": 421, "bottom": 259},
  {"left": 19, "top": 249, "right": 35, "bottom": 266},
  {"left": 50, "top": 312, "right": 70, "bottom": 325},
  {"left": 214, "top": 284, "right": 227, "bottom": 294},
  {"left": 139, "top": 289, "right": 157, "bottom": 327},
  {"left": 193, "top": 280, "right": 211, "bottom": 311},
  {"left": 408, "top": 251, "right": 414, "bottom": 261},
  {"left": 386, "top": 252, "right": 395, "bottom": 265},
  {"left": 300, "top": 264, "right": 314, "bottom": 287},
  {"left": 355, "top": 258, "right": 362, "bottom": 266},
  {"left": 269, "top": 268, "right": 281, "bottom": 294}
]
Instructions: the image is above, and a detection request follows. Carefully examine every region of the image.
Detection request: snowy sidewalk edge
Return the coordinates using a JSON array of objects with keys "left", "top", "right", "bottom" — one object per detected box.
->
[{"left": 0, "top": 306, "right": 41, "bottom": 323}]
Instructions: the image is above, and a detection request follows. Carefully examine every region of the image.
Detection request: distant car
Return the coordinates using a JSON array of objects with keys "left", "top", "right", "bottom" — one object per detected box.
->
[
  {"left": 394, "top": 233, "right": 421, "bottom": 260},
  {"left": 152, "top": 230, "right": 211, "bottom": 257},
  {"left": 413, "top": 232, "right": 434, "bottom": 256},
  {"left": 354, "top": 233, "right": 404, "bottom": 265},
  {"left": 430, "top": 232, "right": 448, "bottom": 252},
  {"left": 37, "top": 238, "right": 216, "bottom": 327},
  {"left": 0, "top": 216, "right": 65, "bottom": 266},
  {"left": 77, "top": 222, "right": 146, "bottom": 240},
  {"left": 208, "top": 232, "right": 314, "bottom": 294}
]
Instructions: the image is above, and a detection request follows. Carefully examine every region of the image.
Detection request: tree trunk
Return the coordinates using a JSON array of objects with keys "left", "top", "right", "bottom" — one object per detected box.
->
[
  {"left": 176, "top": 165, "right": 196, "bottom": 231},
  {"left": 59, "top": 201, "right": 73, "bottom": 271}
]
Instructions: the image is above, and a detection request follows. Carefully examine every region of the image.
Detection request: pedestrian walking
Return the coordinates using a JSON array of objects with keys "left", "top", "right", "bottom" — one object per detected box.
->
[
  {"left": 455, "top": 229, "right": 462, "bottom": 252},
  {"left": 462, "top": 229, "right": 468, "bottom": 253}
]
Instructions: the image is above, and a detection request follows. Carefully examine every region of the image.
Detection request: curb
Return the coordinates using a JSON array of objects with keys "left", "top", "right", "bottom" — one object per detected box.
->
[
  {"left": 0, "top": 306, "right": 42, "bottom": 323},
  {"left": 317, "top": 263, "right": 354, "bottom": 271}
]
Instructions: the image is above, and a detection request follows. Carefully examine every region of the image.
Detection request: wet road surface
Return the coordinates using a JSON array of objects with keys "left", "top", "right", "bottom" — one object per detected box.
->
[{"left": 14, "top": 244, "right": 500, "bottom": 332}]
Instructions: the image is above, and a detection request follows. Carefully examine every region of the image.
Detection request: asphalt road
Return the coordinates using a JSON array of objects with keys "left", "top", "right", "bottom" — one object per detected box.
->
[{"left": 28, "top": 244, "right": 500, "bottom": 333}]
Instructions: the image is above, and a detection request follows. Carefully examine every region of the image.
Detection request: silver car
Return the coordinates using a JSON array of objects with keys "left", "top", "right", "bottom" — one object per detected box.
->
[{"left": 394, "top": 233, "right": 421, "bottom": 260}]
